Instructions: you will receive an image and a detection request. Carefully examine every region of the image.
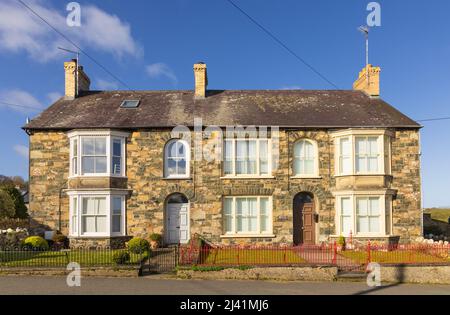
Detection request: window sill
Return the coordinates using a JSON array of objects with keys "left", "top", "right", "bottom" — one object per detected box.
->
[
  {"left": 68, "top": 234, "right": 126, "bottom": 239},
  {"left": 220, "top": 176, "right": 275, "bottom": 180},
  {"left": 330, "top": 234, "right": 392, "bottom": 238},
  {"left": 163, "top": 177, "right": 192, "bottom": 180},
  {"left": 290, "top": 176, "right": 322, "bottom": 179},
  {"left": 220, "top": 234, "right": 275, "bottom": 239},
  {"left": 68, "top": 175, "right": 127, "bottom": 179},
  {"left": 333, "top": 174, "right": 390, "bottom": 178}
]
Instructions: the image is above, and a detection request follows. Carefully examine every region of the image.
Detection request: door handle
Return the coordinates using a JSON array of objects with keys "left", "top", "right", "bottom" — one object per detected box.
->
[{"left": 176, "top": 226, "right": 180, "bottom": 229}]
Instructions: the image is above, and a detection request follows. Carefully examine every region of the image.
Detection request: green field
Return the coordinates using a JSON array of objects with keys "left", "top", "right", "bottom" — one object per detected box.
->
[{"left": 424, "top": 208, "right": 450, "bottom": 223}]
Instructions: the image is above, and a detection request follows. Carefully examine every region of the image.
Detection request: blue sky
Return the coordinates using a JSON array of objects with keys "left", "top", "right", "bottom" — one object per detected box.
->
[{"left": 0, "top": 0, "right": 449, "bottom": 207}]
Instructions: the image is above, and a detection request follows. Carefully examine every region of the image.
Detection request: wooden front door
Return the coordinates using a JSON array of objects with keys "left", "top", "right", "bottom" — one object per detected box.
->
[{"left": 293, "top": 193, "right": 315, "bottom": 245}]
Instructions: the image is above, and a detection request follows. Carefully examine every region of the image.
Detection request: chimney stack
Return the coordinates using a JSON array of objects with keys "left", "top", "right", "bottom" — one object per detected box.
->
[
  {"left": 193, "top": 62, "right": 208, "bottom": 98},
  {"left": 353, "top": 64, "right": 380, "bottom": 97},
  {"left": 64, "top": 59, "right": 91, "bottom": 99}
]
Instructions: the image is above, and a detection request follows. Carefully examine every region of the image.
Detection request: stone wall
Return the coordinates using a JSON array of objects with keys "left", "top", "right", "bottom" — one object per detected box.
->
[{"left": 27, "top": 127, "right": 422, "bottom": 246}]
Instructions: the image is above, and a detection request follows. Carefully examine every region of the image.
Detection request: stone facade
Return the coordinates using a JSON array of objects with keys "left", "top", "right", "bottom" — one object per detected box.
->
[{"left": 28, "top": 127, "right": 422, "bottom": 247}]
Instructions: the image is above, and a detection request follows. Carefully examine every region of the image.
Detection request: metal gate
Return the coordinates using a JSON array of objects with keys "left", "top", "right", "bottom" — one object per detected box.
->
[{"left": 143, "top": 247, "right": 178, "bottom": 274}]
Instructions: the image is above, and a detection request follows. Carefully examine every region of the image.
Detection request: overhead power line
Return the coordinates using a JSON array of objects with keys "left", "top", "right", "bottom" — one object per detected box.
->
[
  {"left": 225, "top": 0, "right": 339, "bottom": 89},
  {"left": 417, "top": 117, "right": 450, "bottom": 122},
  {"left": 16, "top": 0, "right": 132, "bottom": 90}
]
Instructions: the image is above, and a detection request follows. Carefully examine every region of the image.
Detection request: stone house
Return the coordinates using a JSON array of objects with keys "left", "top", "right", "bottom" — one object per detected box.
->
[{"left": 23, "top": 60, "right": 422, "bottom": 248}]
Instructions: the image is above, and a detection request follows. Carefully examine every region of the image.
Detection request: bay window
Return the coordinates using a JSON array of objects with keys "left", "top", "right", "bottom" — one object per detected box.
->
[
  {"left": 68, "top": 130, "right": 128, "bottom": 177},
  {"left": 223, "top": 138, "right": 271, "bottom": 177},
  {"left": 68, "top": 191, "right": 126, "bottom": 237},
  {"left": 222, "top": 196, "right": 273, "bottom": 236},
  {"left": 335, "top": 193, "right": 392, "bottom": 237},
  {"left": 333, "top": 130, "right": 391, "bottom": 176}
]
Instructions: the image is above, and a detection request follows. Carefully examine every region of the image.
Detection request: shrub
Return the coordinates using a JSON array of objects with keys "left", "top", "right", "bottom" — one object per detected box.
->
[
  {"left": 112, "top": 250, "right": 130, "bottom": 264},
  {"left": 52, "top": 233, "right": 68, "bottom": 247},
  {"left": 23, "top": 236, "right": 49, "bottom": 250},
  {"left": 0, "top": 190, "right": 15, "bottom": 218},
  {"left": 0, "top": 185, "right": 28, "bottom": 219},
  {"left": 149, "top": 233, "right": 162, "bottom": 242},
  {"left": 337, "top": 235, "right": 346, "bottom": 246},
  {"left": 127, "top": 237, "right": 150, "bottom": 254}
]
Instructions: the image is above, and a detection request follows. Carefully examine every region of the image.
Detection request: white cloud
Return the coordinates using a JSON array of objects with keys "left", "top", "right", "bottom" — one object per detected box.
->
[
  {"left": 280, "top": 85, "right": 302, "bottom": 90},
  {"left": 47, "top": 92, "right": 62, "bottom": 103},
  {"left": 96, "top": 79, "right": 119, "bottom": 90},
  {"left": 0, "top": 89, "right": 42, "bottom": 113},
  {"left": 14, "top": 144, "right": 28, "bottom": 159},
  {"left": 146, "top": 62, "right": 178, "bottom": 85},
  {"left": 0, "top": 1, "right": 142, "bottom": 62}
]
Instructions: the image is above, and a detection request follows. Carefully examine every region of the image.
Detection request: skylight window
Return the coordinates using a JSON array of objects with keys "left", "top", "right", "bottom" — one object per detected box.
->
[{"left": 120, "top": 100, "right": 140, "bottom": 108}]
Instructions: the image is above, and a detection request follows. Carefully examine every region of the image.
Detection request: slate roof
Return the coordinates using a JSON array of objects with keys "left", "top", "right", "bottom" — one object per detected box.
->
[{"left": 23, "top": 90, "right": 420, "bottom": 130}]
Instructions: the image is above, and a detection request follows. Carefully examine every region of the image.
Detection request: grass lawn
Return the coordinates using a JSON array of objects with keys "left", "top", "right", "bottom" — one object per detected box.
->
[
  {"left": 424, "top": 208, "right": 450, "bottom": 223},
  {"left": 200, "top": 248, "right": 306, "bottom": 265},
  {"left": 0, "top": 250, "right": 145, "bottom": 268},
  {"left": 339, "top": 250, "right": 449, "bottom": 264}
]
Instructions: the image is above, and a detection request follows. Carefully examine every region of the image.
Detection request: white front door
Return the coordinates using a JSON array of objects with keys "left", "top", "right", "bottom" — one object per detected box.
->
[{"left": 166, "top": 203, "right": 189, "bottom": 244}]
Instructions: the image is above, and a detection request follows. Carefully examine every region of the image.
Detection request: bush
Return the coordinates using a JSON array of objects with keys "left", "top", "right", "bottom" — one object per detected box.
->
[
  {"left": 52, "top": 233, "right": 68, "bottom": 247},
  {"left": 0, "top": 185, "right": 28, "bottom": 219},
  {"left": 127, "top": 237, "right": 150, "bottom": 254},
  {"left": 0, "top": 228, "right": 29, "bottom": 249},
  {"left": 149, "top": 233, "right": 162, "bottom": 242},
  {"left": 337, "top": 235, "right": 346, "bottom": 246},
  {"left": 23, "top": 236, "right": 49, "bottom": 250},
  {"left": 0, "top": 190, "right": 15, "bottom": 218},
  {"left": 112, "top": 250, "right": 130, "bottom": 264}
]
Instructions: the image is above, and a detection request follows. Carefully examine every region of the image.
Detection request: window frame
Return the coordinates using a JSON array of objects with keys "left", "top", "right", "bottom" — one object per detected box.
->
[
  {"left": 68, "top": 130, "right": 128, "bottom": 178},
  {"left": 292, "top": 139, "right": 320, "bottom": 178},
  {"left": 332, "top": 129, "right": 392, "bottom": 176},
  {"left": 221, "top": 196, "right": 273, "bottom": 237},
  {"left": 164, "top": 139, "right": 190, "bottom": 179},
  {"left": 68, "top": 191, "right": 127, "bottom": 238},
  {"left": 334, "top": 192, "right": 393, "bottom": 237},
  {"left": 222, "top": 138, "right": 273, "bottom": 178}
]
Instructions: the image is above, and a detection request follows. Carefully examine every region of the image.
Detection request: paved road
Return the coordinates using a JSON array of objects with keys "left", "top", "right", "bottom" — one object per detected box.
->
[{"left": 0, "top": 276, "right": 449, "bottom": 295}]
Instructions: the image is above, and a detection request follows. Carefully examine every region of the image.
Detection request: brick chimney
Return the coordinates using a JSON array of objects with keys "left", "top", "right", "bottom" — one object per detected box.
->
[
  {"left": 64, "top": 59, "right": 91, "bottom": 99},
  {"left": 353, "top": 64, "right": 380, "bottom": 97},
  {"left": 193, "top": 62, "right": 208, "bottom": 98}
]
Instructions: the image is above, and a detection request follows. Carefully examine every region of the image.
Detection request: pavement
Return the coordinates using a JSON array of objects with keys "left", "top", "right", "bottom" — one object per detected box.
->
[{"left": 0, "top": 275, "right": 449, "bottom": 295}]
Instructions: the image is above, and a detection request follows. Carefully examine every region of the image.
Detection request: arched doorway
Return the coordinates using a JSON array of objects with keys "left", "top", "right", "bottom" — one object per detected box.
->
[
  {"left": 293, "top": 192, "right": 315, "bottom": 245},
  {"left": 165, "top": 193, "right": 190, "bottom": 244}
]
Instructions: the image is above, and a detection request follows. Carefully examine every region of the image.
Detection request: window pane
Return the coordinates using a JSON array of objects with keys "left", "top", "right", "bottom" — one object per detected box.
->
[
  {"left": 368, "top": 157, "right": 378, "bottom": 172},
  {"left": 73, "top": 139, "right": 78, "bottom": 156},
  {"left": 112, "top": 215, "right": 121, "bottom": 233},
  {"left": 355, "top": 137, "right": 366, "bottom": 154},
  {"left": 340, "top": 138, "right": 351, "bottom": 155},
  {"left": 259, "top": 140, "right": 268, "bottom": 175},
  {"left": 95, "top": 157, "right": 107, "bottom": 173},
  {"left": 304, "top": 141, "right": 314, "bottom": 158},
  {"left": 294, "top": 158, "right": 302, "bottom": 175},
  {"left": 82, "top": 138, "right": 94, "bottom": 155},
  {"left": 95, "top": 138, "right": 106, "bottom": 155},
  {"left": 224, "top": 198, "right": 232, "bottom": 215},
  {"left": 167, "top": 158, "right": 177, "bottom": 175},
  {"left": 341, "top": 198, "right": 351, "bottom": 216},
  {"left": 71, "top": 197, "right": 77, "bottom": 234},
  {"left": 178, "top": 142, "right": 185, "bottom": 157},
  {"left": 95, "top": 198, "right": 106, "bottom": 215},
  {"left": 294, "top": 142, "right": 303, "bottom": 157},
  {"left": 341, "top": 217, "right": 352, "bottom": 235},
  {"left": 369, "top": 198, "right": 380, "bottom": 215},
  {"left": 224, "top": 140, "right": 233, "bottom": 175},
  {"left": 178, "top": 159, "right": 186, "bottom": 175},
  {"left": 356, "top": 198, "right": 368, "bottom": 215},
  {"left": 82, "top": 198, "right": 93, "bottom": 215},
  {"left": 82, "top": 216, "right": 96, "bottom": 233},
  {"left": 357, "top": 217, "right": 369, "bottom": 233},
  {"left": 113, "top": 140, "right": 121, "bottom": 156},
  {"left": 341, "top": 157, "right": 351, "bottom": 174},
  {"left": 304, "top": 159, "right": 314, "bottom": 174},
  {"left": 96, "top": 216, "right": 107, "bottom": 233},
  {"left": 112, "top": 157, "right": 121, "bottom": 175},
  {"left": 168, "top": 141, "right": 177, "bottom": 158},
  {"left": 369, "top": 217, "right": 379, "bottom": 233},
  {"left": 356, "top": 157, "right": 366, "bottom": 173},
  {"left": 112, "top": 197, "right": 122, "bottom": 214},
  {"left": 260, "top": 198, "right": 269, "bottom": 215},
  {"left": 368, "top": 137, "right": 378, "bottom": 155},
  {"left": 82, "top": 157, "right": 94, "bottom": 174}
]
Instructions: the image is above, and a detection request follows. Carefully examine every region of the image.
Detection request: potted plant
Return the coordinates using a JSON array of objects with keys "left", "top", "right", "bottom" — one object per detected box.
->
[
  {"left": 337, "top": 235, "right": 346, "bottom": 252},
  {"left": 149, "top": 233, "right": 162, "bottom": 249}
]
